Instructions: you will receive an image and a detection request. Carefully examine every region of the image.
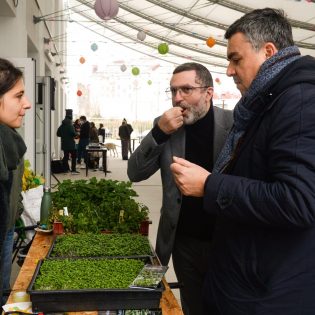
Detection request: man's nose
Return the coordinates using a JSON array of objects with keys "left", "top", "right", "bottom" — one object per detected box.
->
[
  {"left": 173, "top": 89, "right": 184, "bottom": 101},
  {"left": 226, "top": 63, "right": 235, "bottom": 77}
]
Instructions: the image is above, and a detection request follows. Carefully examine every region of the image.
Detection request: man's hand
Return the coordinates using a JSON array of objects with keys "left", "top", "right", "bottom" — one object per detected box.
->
[
  {"left": 170, "top": 156, "right": 210, "bottom": 197},
  {"left": 158, "top": 107, "right": 184, "bottom": 134}
]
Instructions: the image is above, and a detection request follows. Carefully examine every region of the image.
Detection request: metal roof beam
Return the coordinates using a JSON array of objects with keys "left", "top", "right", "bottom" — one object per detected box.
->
[{"left": 72, "top": 7, "right": 228, "bottom": 71}]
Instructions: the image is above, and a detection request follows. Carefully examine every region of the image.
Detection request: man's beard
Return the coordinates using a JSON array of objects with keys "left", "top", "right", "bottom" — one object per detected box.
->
[{"left": 179, "top": 100, "right": 208, "bottom": 125}]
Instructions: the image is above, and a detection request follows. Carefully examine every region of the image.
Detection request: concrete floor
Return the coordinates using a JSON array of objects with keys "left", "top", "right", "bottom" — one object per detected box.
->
[{"left": 11, "top": 151, "right": 180, "bottom": 304}]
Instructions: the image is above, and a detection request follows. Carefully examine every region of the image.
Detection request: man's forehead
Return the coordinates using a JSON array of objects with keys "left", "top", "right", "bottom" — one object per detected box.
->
[{"left": 171, "top": 70, "right": 198, "bottom": 84}]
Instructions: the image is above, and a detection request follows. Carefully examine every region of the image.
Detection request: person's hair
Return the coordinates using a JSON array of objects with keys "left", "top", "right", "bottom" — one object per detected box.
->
[
  {"left": 90, "top": 122, "right": 95, "bottom": 128},
  {"left": 0, "top": 58, "right": 23, "bottom": 98},
  {"left": 173, "top": 62, "right": 213, "bottom": 87},
  {"left": 224, "top": 8, "right": 294, "bottom": 51},
  {"left": 99, "top": 123, "right": 104, "bottom": 128},
  {"left": 80, "top": 115, "right": 86, "bottom": 121}
]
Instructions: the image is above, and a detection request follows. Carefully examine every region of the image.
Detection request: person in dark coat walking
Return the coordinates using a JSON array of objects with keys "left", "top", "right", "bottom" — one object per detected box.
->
[
  {"left": 57, "top": 116, "right": 79, "bottom": 174},
  {"left": 171, "top": 8, "right": 315, "bottom": 315},
  {"left": 119, "top": 118, "right": 133, "bottom": 160}
]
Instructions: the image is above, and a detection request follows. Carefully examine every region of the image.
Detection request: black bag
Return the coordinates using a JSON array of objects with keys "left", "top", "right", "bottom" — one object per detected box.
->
[{"left": 51, "top": 160, "right": 67, "bottom": 173}]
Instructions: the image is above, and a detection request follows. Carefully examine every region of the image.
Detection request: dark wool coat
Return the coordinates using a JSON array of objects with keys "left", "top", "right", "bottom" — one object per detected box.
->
[
  {"left": 203, "top": 56, "right": 315, "bottom": 314},
  {"left": 57, "top": 117, "right": 76, "bottom": 151}
]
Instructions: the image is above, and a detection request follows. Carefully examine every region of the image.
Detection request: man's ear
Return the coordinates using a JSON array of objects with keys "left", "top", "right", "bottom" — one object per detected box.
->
[
  {"left": 265, "top": 42, "right": 278, "bottom": 58},
  {"left": 206, "top": 86, "right": 214, "bottom": 99}
]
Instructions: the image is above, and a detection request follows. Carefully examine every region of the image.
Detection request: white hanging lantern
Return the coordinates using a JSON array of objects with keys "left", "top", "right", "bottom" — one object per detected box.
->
[
  {"left": 137, "top": 31, "right": 146, "bottom": 41},
  {"left": 120, "top": 64, "right": 127, "bottom": 72},
  {"left": 94, "top": 0, "right": 119, "bottom": 20}
]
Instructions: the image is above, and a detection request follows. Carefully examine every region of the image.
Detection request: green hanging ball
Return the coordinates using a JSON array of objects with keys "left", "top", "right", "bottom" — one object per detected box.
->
[
  {"left": 158, "top": 43, "right": 169, "bottom": 55},
  {"left": 147, "top": 80, "right": 152, "bottom": 85},
  {"left": 132, "top": 67, "right": 140, "bottom": 76}
]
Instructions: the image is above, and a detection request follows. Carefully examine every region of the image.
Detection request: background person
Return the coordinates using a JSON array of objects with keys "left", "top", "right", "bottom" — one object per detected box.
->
[
  {"left": 56, "top": 115, "right": 79, "bottom": 175},
  {"left": 170, "top": 8, "right": 315, "bottom": 315},
  {"left": 119, "top": 118, "right": 133, "bottom": 160},
  {"left": 0, "top": 58, "right": 31, "bottom": 304},
  {"left": 77, "top": 115, "right": 90, "bottom": 168},
  {"left": 128, "top": 62, "right": 233, "bottom": 315},
  {"left": 89, "top": 122, "right": 100, "bottom": 171},
  {"left": 98, "top": 123, "right": 105, "bottom": 143}
]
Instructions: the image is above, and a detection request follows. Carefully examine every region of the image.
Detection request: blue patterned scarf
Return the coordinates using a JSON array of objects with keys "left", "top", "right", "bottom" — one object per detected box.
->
[{"left": 213, "top": 46, "right": 301, "bottom": 173}]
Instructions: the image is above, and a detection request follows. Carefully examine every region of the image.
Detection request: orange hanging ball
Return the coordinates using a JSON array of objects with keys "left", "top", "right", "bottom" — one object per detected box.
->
[
  {"left": 79, "top": 57, "right": 86, "bottom": 64},
  {"left": 77, "top": 90, "right": 82, "bottom": 96},
  {"left": 206, "top": 37, "right": 216, "bottom": 48}
]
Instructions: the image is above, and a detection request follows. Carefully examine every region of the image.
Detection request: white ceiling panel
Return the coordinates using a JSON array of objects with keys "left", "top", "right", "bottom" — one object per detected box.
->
[{"left": 60, "top": 0, "right": 315, "bottom": 74}]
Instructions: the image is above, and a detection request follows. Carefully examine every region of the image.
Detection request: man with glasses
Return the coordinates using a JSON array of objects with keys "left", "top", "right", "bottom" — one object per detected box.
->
[{"left": 128, "top": 62, "right": 233, "bottom": 315}]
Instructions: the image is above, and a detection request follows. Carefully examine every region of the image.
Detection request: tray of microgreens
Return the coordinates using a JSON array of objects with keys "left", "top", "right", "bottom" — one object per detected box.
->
[
  {"left": 47, "top": 233, "right": 155, "bottom": 259},
  {"left": 27, "top": 257, "right": 164, "bottom": 312}
]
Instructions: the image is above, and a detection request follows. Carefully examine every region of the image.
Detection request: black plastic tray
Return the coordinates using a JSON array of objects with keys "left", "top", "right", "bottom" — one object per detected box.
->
[{"left": 27, "top": 257, "right": 164, "bottom": 312}]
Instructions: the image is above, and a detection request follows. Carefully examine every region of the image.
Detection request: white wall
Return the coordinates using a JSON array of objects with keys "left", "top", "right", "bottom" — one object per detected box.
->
[{"left": 0, "top": 0, "right": 67, "bottom": 172}]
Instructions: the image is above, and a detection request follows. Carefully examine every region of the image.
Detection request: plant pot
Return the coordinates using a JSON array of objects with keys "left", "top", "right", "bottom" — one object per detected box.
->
[
  {"left": 53, "top": 221, "right": 64, "bottom": 235},
  {"left": 139, "top": 220, "right": 152, "bottom": 236}
]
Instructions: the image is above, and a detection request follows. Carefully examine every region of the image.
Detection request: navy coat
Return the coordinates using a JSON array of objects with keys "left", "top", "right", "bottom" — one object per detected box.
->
[{"left": 203, "top": 56, "right": 315, "bottom": 314}]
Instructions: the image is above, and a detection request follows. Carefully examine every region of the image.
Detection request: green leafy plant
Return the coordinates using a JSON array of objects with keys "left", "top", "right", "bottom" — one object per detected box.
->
[{"left": 50, "top": 177, "right": 149, "bottom": 234}]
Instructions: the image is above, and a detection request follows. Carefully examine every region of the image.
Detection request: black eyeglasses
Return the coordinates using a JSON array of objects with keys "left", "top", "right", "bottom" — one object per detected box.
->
[{"left": 165, "top": 86, "right": 209, "bottom": 98}]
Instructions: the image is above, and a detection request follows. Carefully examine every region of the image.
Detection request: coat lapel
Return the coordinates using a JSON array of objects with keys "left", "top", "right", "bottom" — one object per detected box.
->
[{"left": 213, "top": 106, "right": 233, "bottom": 162}]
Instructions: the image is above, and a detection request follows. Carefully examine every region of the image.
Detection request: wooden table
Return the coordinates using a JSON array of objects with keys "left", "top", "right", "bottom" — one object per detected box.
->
[{"left": 8, "top": 233, "right": 183, "bottom": 315}]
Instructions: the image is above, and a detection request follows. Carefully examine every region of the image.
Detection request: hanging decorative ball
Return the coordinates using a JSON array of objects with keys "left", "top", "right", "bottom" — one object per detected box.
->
[
  {"left": 215, "top": 78, "right": 221, "bottom": 85},
  {"left": 120, "top": 64, "right": 127, "bottom": 72},
  {"left": 151, "top": 64, "right": 160, "bottom": 71},
  {"left": 94, "top": 0, "right": 119, "bottom": 20},
  {"left": 132, "top": 67, "right": 140, "bottom": 76},
  {"left": 147, "top": 80, "right": 152, "bottom": 85},
  {"left": 77, "top": 90, "right": 82, "bottom": 96},
  {"left": 79, "top": 57, "right": 86, "bottom": 64},
  {"left": 91, "top": 43, "right": 98, "bottom": 52},
  {"left": 137, "top": 30, "right": 146, "bottom": 41},
  {"left": 133, "top": 80, "right": 139, "bottom": 88},
  {"left": 206, "top": 37, "right": 216, "bottom": 48},
  {"left": 158, "top": 43, "right": 169, "bottom": 55}
]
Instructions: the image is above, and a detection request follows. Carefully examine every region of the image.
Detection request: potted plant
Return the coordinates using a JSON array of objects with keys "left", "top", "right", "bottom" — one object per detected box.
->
[{"left": 50, "top": 177, "right": 149, "bottom": 234}]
